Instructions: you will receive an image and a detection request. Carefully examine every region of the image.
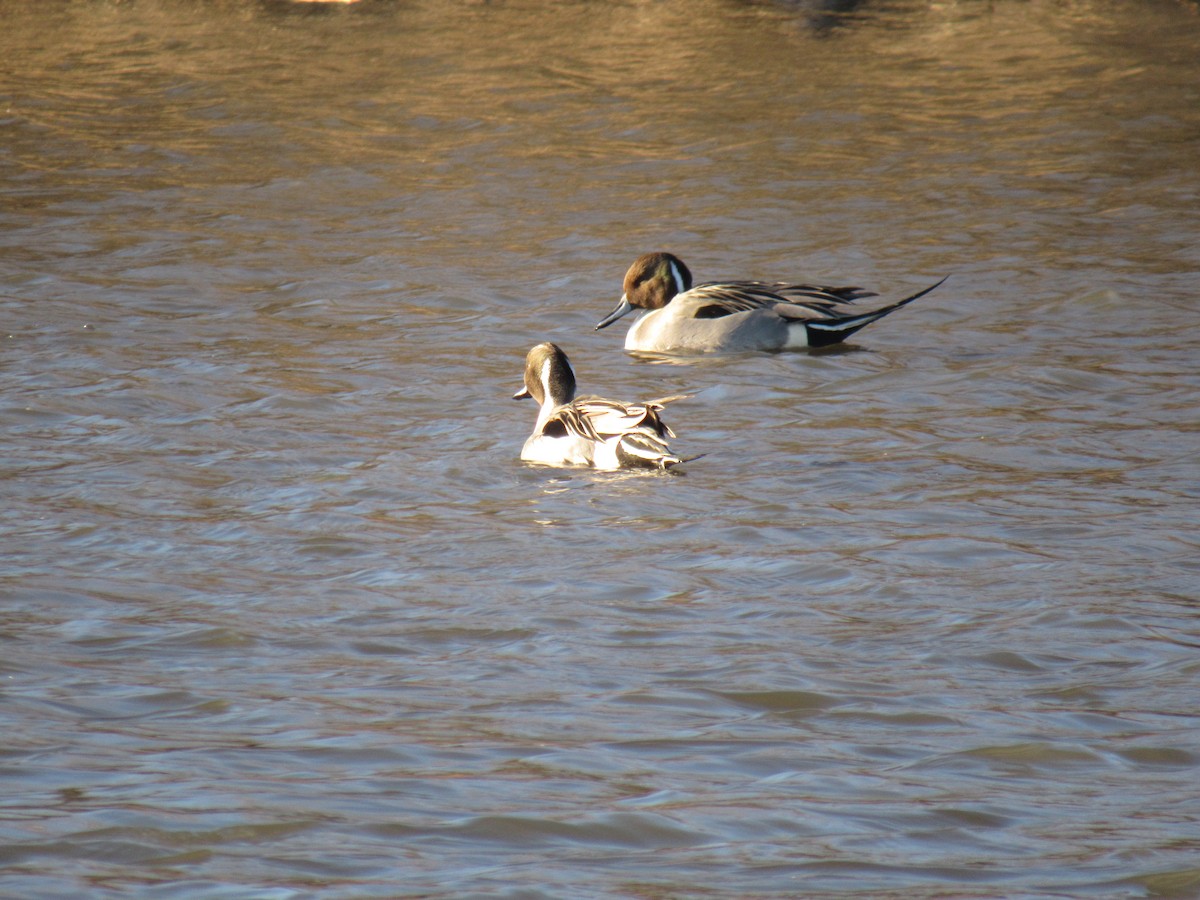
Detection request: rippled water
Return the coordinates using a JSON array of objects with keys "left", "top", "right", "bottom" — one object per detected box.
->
[{"left": 3, "top": 0, "right": 1199, "bottom": 896}]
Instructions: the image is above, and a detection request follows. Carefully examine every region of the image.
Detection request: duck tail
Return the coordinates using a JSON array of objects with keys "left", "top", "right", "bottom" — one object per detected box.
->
[
  {"left": 615, "top": 432, "right": 701, "bottom": 470},
  {"left": 805, "top": 276, "right": 948, "bottom": 348}
]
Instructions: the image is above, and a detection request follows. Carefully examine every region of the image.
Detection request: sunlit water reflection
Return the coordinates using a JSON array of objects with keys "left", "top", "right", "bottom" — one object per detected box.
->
[{"left": 2, "top": 0, "right": 1199, "bottom": 896}]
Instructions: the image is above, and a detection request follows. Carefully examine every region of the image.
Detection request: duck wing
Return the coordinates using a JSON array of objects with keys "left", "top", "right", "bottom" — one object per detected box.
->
[
  {"left": 540, "top": 404, "right": 601, "bottom": 441},
  {"left": 685, "top": 281, "right": 876, "bottom": 320},
  {"left": 575, "top": 396, "right": 678, "bottom": 440}
]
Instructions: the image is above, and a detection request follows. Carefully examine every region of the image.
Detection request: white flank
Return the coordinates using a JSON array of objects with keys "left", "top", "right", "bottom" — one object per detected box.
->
[
  {"left": 591, "top": 438, "right": 624, "bottom": 470},
  {"left": 522, "top": 433, "right": 594, "bottom": 468},
  {"left": 782, "top": 322, "right": 812, "bottom": 349}
]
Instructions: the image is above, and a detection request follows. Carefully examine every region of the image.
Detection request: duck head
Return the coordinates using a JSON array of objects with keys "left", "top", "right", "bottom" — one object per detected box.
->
[{"left": 596, "top": 252, "right": 692, "bottom": 330}]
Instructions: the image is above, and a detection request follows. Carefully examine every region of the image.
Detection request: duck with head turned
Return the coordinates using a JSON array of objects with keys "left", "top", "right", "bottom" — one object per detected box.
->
[
  {"left": 596, "top": 252, "right": 946, "bottom": 354},
  {"left": 513, "top": 342, "right": 694, "bottom": 470}
]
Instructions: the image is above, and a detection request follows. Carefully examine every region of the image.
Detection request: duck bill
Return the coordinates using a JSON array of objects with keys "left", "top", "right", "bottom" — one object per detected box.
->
[
  {"left": 512, "top": 386, "right": 531, "bottom": 400},
  {"left": 595, "top": 295, "right": 634, "bottom": 330}
]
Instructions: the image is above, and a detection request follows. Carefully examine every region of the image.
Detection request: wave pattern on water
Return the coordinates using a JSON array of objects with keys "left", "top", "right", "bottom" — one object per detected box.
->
[{"left": 3, "top": 0, "right": 1200, "bottom": 897}]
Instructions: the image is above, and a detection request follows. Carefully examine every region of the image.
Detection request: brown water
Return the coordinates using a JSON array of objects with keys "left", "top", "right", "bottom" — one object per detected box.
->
[{"left": 3, "top": 0, "right": 1199, "bottom": 897}]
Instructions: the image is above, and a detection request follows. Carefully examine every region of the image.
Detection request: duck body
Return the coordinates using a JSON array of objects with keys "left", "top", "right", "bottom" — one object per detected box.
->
[
  {"left": 514, "top": 342, "right": 690, "bottom": 471},
  {"left": 597, "top": 252, "right": 945, "bottom": 354}
]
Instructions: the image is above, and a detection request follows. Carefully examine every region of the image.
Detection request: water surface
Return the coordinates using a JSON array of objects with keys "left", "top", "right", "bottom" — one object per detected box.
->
[{"left": 2, "top": 0, "right": 1199, "bottom": 897}]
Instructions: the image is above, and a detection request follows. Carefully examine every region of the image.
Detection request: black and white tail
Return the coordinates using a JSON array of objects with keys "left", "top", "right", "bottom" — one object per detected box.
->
[
  {"left": 615, "top": 432, "right": 704, "bottom": 470},
  {"left": 804, "top": 276, "right": 948, "bottom": 348}
]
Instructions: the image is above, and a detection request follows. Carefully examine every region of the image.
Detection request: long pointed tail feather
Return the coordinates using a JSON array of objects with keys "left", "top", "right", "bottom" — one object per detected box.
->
[{"left": 805, "top": 276, "right": 947, "bottom": 348}]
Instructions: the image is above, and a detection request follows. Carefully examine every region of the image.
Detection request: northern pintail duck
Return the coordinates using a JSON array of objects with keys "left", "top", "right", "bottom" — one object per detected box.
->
[
  {"left": 513, "top": 342, "right": 693, "bottom": 470},
  {"left": 596, "top": 251, "right": 946, "bottom": 353}
]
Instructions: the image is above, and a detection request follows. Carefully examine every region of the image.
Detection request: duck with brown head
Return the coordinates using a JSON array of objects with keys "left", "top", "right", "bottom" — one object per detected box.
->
[{"left": 597, "top": 252, "right": 945, "bottom": 354}]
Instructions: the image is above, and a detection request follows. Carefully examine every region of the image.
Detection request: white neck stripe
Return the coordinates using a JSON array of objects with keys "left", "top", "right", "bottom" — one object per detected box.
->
[
  {"left": 539, "top": 357, "right": 554, "bottom": 406},
  {"left": 668, "top": 259, "right": 686, "bottom": 295}
]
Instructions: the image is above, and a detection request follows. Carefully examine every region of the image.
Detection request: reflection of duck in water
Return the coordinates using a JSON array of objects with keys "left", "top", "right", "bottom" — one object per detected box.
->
[{"left": 774, "top": 0, "right": 870, "bottom": 33}]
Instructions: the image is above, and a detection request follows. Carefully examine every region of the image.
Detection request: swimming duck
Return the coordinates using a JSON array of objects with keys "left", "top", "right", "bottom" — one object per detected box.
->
[
  {"left": 513, "top": 342, "right": 692, "bottom": 470},
  {"left": 596, "top": 251, "right": 946, "bottom": 353}
]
